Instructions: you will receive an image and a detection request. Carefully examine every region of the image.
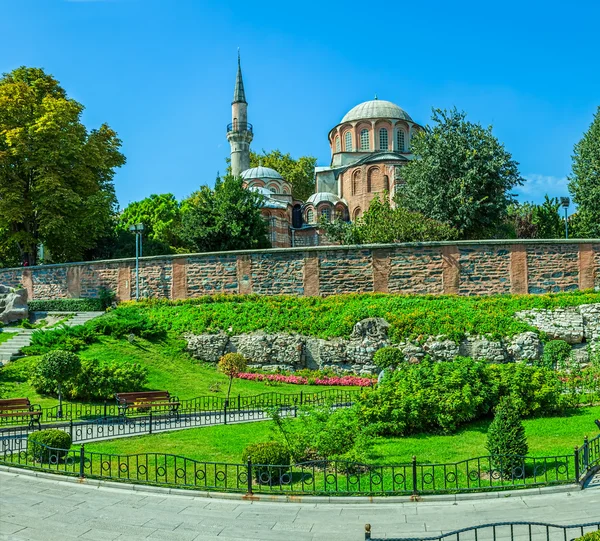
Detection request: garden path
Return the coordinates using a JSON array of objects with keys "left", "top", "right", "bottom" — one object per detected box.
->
[{"left": 0, "top": 469, "right": 598, "bottom": 541}]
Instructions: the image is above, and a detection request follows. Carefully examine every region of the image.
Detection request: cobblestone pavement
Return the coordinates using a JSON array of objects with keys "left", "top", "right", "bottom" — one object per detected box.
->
[{"left": 0, "top": 470, "right": 599, "bottom": 541}]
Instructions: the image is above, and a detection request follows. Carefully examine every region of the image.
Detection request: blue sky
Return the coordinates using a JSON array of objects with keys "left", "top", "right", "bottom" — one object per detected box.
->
[{"left": 3, "top": 0, "right": 599, "bottom": 210}]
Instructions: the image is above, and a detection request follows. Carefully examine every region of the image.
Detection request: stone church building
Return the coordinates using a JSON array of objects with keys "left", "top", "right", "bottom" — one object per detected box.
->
[{"left": 226, "top": 55, "right": 423, "bottom": 247}]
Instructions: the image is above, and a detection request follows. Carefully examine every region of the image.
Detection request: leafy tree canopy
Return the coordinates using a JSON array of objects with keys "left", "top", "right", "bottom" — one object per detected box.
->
[
  {"left": 506, "top": 195, "right": 564, "bottom": 239},
  {"left": 398, "top": 108, "right": 523, "bottom": 239},
  {"left": 0, "top": 67, "right": 125, "bottom": 266},
  {"left": 568, "top": 106, "right": 600, "bottom": 237},
  {"left": 179, "top": 174, "right": 270, "bottom": 252},
  {"left": 322, "top": 193, "right": 458, "bottom": 245}
]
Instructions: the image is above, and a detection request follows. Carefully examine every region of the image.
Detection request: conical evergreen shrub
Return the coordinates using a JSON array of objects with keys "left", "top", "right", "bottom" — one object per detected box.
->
[{"left": 486, "top": 396, "right": 529, "bottom": 477}]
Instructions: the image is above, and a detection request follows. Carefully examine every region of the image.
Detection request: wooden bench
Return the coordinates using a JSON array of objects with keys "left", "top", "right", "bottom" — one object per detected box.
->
[
  {"left": 0, "top": 398, "right": 42, "bottom": 429},
  {"left": 115, "top": 391, "right": 180, "bottom": 417}
]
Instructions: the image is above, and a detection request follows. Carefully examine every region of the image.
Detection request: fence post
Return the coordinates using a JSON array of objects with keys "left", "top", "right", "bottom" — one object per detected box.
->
[
  {"left": 103, "top": 401, "right": 107, "bottom": 419},
  {"left": 574, "top": 446, "right": 580, "bottom": 483},
  {"left": 412, "top": 455, "right": 418, "bottom": 496},
  {"left": 224, "top": 404, "right": 227, "bottom": 425},
  {"left": 365, "top": 524, "right": 371, "bottom": 540},
  {"left": 149, "top": 411, "right": 153, "bottom": 435},
  {"left": 247, "top": 456, "right": 253, "bottom": 495},
  {"left": 69, "top": 419, "right": 73, "bottom": 441},
  {"left": 79, "top": 444, "right": 85, "bottom": 479},
  {"left": 300, "top": 391, "right": 303, "bottom": 406},
  {"left": 583, "top": 436, "right": 589, "bottom": 471}
]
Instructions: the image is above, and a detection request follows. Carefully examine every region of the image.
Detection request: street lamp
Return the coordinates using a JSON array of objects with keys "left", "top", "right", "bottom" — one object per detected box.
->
[
  {"left": 560, "top": 197, "right": 570, "bottom": 239},
  {"left": 129, "top": 223, "right": 144, "bottom": 301}
]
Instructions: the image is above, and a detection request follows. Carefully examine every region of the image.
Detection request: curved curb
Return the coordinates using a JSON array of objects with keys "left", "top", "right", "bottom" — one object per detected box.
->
[{"left": 0, "top": 464, "right": 584, "bottom": 505}]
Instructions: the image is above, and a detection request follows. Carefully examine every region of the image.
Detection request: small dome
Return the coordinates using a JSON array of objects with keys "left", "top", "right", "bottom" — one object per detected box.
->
[
  {"left": 306, "top": 192, "right": 347, "bottom": 206},
  {"left": 341, "top": 99, "right": 412, "bottom": 123},
  {"left": 240, "top": 166, "right": 283, "bottom": 181}
]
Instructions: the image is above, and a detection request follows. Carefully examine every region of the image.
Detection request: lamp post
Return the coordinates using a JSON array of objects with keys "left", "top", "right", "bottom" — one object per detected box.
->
[
  {"left": 560, "top": 197, "right": 570, "bottom": 239},
  {"left": 129, "top": 223, "right": 144, "bottom": 301}
]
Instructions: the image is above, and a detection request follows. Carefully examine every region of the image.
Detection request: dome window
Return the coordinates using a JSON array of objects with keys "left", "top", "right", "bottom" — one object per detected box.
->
[
  {"left": 306, "top": 209, "right": 315, "bottom": 224},
  {"left": 345, "top": 131, "right": 352, "bottom": 151},
  {"left": 360, "top": 129, "right": 370, "bottom": 151},
  {"left": 397, "top": 130, "right": 405, "bottom": 152},
  {"left": 320, "top": 207, "right": 331, "bottom": 222},
  {"left": 379, "top": 128, "right": 388, "bottom": 151},
  {"left": 335, "top": 136, "right": 341, "bottom": 153}
]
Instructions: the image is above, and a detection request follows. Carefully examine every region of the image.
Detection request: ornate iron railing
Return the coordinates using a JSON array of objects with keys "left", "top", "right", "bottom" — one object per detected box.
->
[
  {"left": 226, "top": 121, "right": 253, "bottom": 134},
  {"left": 576, "top": 432, "right": 600, "bottom": 484},
  {"left": 365, "top": 521, "right": 600, "bottom": 541},
  {"left": 0, "top": 388, "right": 362, "bottom": 425}
]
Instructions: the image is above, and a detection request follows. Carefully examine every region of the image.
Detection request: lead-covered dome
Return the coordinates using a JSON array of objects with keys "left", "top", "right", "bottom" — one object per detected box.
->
[
  {"left": 306, "top": 192, "right": 348, "bottom": 206},
  {"left": 240, "top": 166, "right": 283, "bottom": 181},
  {"left": 341, "top": 99, "right": 412, "bottom": 123}
]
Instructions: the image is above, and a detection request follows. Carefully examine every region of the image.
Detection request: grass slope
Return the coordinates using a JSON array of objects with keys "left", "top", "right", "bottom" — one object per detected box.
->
[
  {"left": 84, "top": 406, "right": 600, "bottom": 465},
  {"left": 0, "top": 336, "right": 358, "bottom": 407},
  {"left": 118, "top": 291, "right": 600, "bottom": 342}
]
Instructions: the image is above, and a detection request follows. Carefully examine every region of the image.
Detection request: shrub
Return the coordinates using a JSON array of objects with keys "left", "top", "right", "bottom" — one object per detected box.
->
[
  {"left": 541, "top": 340, "right": 572, "bottom": 370},
  {"left": 28, "top": 298, "right": 105, "bottom": 312},
  {"left": 575, "top": 533, "right": 600, "bottom": 541},
  {"left": 31, "top": 359, "right": 148, "bottom": 401},
  {"left": 486, "top": 396, "right": 529, "bottom": 475},
  {"left": 242, "top": 441, "right": 290, "bottom": 482},
  {"left": 87, "top": 310, "right": 164, "bottom": 339},
  {"left": 218, "top": 353, "right": 247, "bottom": 403},
  {"left": 24, "top": 324, "right": 98, "bottom": 355},
  {"left": 28, "top": 429, "right": 72, "bottom": 462},
  {"left": 373, "top": 347, "right": 404, "bottom": 371}
]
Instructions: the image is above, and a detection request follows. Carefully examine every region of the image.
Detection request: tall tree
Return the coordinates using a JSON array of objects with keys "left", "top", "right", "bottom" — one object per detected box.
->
[
  {"left": 0, "top": 67, "right": 125, "bottom": 266},
  {"left": 179, "top": 174, "right": 270, "bottom": 252},
  {"left": 398, "top": 108, "right": 523, "bottom": 239},
  {"left": 568, "top": 106, "right": 600, "bottom": 237}
]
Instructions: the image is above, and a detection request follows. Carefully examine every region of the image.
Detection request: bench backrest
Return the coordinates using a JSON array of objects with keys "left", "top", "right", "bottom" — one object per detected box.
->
[
  {"left": 116, "top": 391, "right": 170, "bottom": 404},
  {"left": 0, "top": 398, "right": 32, "bottom": 412}
]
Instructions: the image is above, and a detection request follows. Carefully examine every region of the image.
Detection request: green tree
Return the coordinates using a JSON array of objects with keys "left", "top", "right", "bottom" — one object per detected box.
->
[
  {"left": 179, "top": 175, "right": 270, "bottom": 252},
  {"left": 568, "top": 106, "right": 600, "bottom": 237},
  {"left": 486, "top": 396, "right": 529, "bottom": 475},
  {"left": 398, "top": 108, "right": 523, "bottom": 239},
  {"left": 34, "top": 350, "right": 81, "bottom": 418},
  {"left": 217, "top": 352, "right": 247, "bottom": 405},
  {"left": 118, "top": 194, "right": 183, "bottom": 249},
  {"left": 248, "top": 150, "right": 316, "bottom": 201},
  {"left": 0, "top": 67, "right": 125, "bottom": 265},
  {"left": 322, "top": 193, "right": 458, "bottom": 245},
  {"left": 533, "top": 195, "right": 563, "bottom": 238}
]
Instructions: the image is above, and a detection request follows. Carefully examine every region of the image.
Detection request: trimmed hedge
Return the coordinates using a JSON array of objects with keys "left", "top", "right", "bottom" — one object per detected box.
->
[
  {"left": 242, "top": 442, "right": 290, "bottom": 481},
  {"left": 29, "top": 298, "right": 105, "bottom": 312},
  {"left": 28, "top": 429, "right": 72, "bottom": 462}
]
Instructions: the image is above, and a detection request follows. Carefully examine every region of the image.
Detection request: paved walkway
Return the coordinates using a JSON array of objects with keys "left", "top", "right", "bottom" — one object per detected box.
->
[{"left": 0, "top": 470, "right": 598, "bottom": 541}]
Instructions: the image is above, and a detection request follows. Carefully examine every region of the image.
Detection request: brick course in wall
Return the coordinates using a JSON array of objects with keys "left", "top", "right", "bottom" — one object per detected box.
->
[{"left": 0, "top": 240, "right": 598, "bottom": 300}]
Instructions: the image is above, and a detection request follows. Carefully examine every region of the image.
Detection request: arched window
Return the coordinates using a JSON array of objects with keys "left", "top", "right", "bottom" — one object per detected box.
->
[
  {"left": 345, "top": 131, "right": 352, "bottom": 151},
  {"left": 353, "top": 207, "right": 362, "bottom": 221},
  {"left": 335, "top": 136, "right": 341, "bottom": 153},
  {"left": 396, "top": 129, "right": 405, "bottom": 151},
  {"left": 367, "top": 167, "right": 380, "bottom": 193},
  {"left": 306, "top": 209, "right": 314, "bottom": 224},
  {"left": 320, "top": 207, "right": 331, "bottom": 222},
  {"left": 352, "top": 170, "right": 361, "bottom": 195},
  {"left": 379, "top": 128, "right": 388, "bottom": 151},
  {"left": 360, "top": 129, "right": 369, "bottom": 151}
]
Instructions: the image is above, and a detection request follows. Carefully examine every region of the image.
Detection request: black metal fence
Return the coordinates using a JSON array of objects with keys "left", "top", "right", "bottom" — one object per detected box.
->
[
  {"left": 365, "top": 522, "right": 600, "bottom": 541},
  {"left": 0, "top": 432, "right": 587, "bottom": 497},
  {"left": 0, "top": 388, "right": 361, "bottom": 425}
]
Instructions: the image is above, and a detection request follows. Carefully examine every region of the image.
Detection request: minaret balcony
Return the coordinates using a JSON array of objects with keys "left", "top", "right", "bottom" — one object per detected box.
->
[{"left": 227, "top": 122, "right": 253, "bottom": 134}]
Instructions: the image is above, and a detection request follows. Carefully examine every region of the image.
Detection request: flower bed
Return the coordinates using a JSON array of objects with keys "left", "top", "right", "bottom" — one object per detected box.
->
[{"left": 236, "top": 372, "right": 375, "bottom": 387}]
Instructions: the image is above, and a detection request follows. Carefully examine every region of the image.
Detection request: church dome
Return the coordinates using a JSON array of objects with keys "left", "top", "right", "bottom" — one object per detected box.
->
[
  {"left": 240, "top": 166, "right": 283, "bottom": 181},
  {"left": 341, "top": 99, "right": 412, "bottom": 123},
  {"left": 306, "top": 192, "right": 347, "bottom": 206}
]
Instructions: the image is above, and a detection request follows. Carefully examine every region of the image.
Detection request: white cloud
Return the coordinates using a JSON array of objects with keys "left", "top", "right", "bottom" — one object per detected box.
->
[{"left": 515, "top": 174, "right": 570, "bottom": 205}]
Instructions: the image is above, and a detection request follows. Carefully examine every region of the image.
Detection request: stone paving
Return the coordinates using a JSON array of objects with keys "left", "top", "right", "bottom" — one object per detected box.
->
[{"left": 0, "top": 470, "right": 599, "bottom": 541}]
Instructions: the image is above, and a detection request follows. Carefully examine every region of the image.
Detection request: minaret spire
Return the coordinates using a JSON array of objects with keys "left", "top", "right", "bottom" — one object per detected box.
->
[
  {"left": 233, "top": 49, "right": 247, "bottom": 104},
  {"left": 227, "top": 50, "right": 253, "bottom": 177}
]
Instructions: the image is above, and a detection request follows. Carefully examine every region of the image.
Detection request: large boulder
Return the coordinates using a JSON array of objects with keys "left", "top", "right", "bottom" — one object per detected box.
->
[{"left": 0, "top": 285, "right": 28, "bottom": 325}]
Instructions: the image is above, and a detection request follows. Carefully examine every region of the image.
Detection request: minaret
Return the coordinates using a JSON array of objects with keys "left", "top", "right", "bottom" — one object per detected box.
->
[{"left": 227, "top": 51, "right": 253, "bottom": 177}]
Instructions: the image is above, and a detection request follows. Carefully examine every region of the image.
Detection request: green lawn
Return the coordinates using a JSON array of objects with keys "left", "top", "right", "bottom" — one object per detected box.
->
[
  {"left": 0, "top": 336, "right": 360, "bottom": 408},
  {"left": 84, "top": 406, "right": 600, "bottom": 465}
]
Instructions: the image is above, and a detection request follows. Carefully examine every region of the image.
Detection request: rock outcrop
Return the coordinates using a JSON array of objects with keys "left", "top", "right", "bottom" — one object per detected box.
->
[
  {"left": 184, "top": 304, "right": 600, "bottom": 374},
  {"left": 0, "top": 285, "right": 28, "bottom": 325}
]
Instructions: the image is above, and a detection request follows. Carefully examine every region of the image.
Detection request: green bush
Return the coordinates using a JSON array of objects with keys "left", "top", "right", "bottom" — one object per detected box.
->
[
  {"left": 373, "top": 347, "right": 404, "bottom": 371},
  {"left": 30, "top": 358, "right": 148, "bottom": 401},
  {"left": 24, "top": 324, "right": 98, "bottom": 355},
  {"left": 486, "top": 396, "right": 529, "bottom": 475},
  {"left": 575, "top": 533, "right": 600, "bottom": 541},
  {"left": 541, "top": 340, "right": 572, "bottom": 370},
  {"left": 242, "top": 442, "right": 290, "bottom": 482},
  {"left": 28, "top": 429, "right": 72, "bottom": 462},
  {"left": 28, "top": 298, "right": 105, "bottom": 312}
]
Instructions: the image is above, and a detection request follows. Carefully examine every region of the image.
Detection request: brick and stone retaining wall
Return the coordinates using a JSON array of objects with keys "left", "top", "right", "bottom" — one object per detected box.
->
[{"left": 1, "top": 240, "right": 598, "bottom": 301}]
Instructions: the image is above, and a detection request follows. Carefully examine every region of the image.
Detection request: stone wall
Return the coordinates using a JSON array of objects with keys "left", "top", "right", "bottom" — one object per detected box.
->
[
  {"left": 185, "top": 304, "right": 600, "bottom": 374},
  {"left": 1, "top": 240, "right": 598, "bottom": 301}
]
